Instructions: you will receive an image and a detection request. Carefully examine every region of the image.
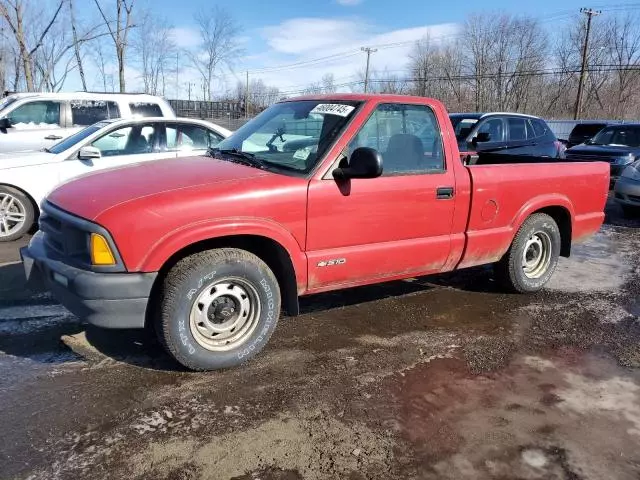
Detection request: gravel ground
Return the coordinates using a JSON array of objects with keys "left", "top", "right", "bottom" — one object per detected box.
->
[{"left": 0, "top": 200, "right": 639, "bottom": 480}]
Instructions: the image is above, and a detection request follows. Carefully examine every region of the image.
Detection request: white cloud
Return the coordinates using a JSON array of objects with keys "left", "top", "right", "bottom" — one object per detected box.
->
[
  {"left": 247, "top": 18, "right": 459, "bottom": 95},
  {"left": 336, "top": 0, "right": 364, "bottom": 5},
  {"left": 169, "top": 27, "right": 201, "bottom": 49},
  {"left": 262, "top": 18, "right": 368, "bottom": 55}
]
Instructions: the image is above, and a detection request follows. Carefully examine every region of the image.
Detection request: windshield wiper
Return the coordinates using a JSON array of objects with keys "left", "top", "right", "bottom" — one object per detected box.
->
[{"left": 207, "top": 147, "right": 266, "bottom": 170}]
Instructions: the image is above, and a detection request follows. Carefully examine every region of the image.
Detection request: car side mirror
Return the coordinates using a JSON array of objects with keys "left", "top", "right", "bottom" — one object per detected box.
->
[
  {"left": 0, "top": 117, "right": 12, "bottom": 129},
  {"left": 78, "top": 146, "right": 101, "bottom": 160},
  {"left": 332, "top": 147, "right": 383, "bottom": 180},
  {"left": 474, "top": 132, "right": 491, "bottom": 143}
]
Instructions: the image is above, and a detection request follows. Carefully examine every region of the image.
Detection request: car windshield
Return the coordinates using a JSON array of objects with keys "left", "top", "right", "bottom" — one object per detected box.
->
[
  {"left": 449, "top": 116, "right": 480, "bottom": 142},
  {"left": 0, "top": 95, "right": 19, "bottom": 114},
  {"left": 214, "top": 100, "right": 361, "bottom": 174},
  {"left": 588, "top": 126, "right": 640, "bottom": 147},
  {"left": 47, "top": 122, "right": 110, "bottom": 154}
]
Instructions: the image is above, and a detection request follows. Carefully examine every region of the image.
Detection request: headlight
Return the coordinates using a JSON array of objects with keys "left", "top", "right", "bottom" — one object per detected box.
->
[
  {"left": 622, "top": 160, "right": 640, "bottom": 180},
  {"left": 615, "top": 153, "right": 636, "bottom": 165}
]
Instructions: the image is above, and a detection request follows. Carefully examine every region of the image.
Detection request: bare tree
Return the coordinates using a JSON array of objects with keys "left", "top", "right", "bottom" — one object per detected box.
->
[
  {"left": 605, "top": 13, "right": 640, "bottom": 119},
  {"left": 69, "top": 0, "right": 87, "bottom": 91},
  {"left": 322, "top": 73, "right": 336, "bottom": 93},
  {"left": 133, "top": 9, "right": 175, "bottom": 95},
  {"left": 93, "top": 0, "right": 135, "bottom": 93},
  {"left": 190, "top": 6, "right": 241, "bottom": 101},
  {"left": 0, "top": 0, "right": 64, "bottom": 91}
]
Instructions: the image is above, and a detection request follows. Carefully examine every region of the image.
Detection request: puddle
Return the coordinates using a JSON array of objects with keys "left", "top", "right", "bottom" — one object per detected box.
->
[
  {"left": 548, "top": 228, "right": 638, "bottom": 293},
  {"left": 375, "top": 350, "right": 640, "bottom": 479}
]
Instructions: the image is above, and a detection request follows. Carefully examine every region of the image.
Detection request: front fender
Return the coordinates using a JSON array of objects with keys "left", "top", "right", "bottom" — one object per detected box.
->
[{"left": 136, "top": 217, "right": 308, "bottom": 287}]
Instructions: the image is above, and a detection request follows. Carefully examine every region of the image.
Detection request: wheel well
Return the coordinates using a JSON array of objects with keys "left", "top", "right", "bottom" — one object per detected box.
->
[
  {"left": 0, "top": 183, "right": 40, "bottom": 230},
  {"left": 149, "top": 235, "right": 300, "bottom": 319},
  {"left": 535, "top": 206, "right": 572, "bottom": 257}
]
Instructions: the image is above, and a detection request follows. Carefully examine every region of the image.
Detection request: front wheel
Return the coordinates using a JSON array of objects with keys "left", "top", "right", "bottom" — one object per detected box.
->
[
  {"left": 494, "top": 213, "right": 561, "bottom": 293},
  {"left": 0, "top": 186, "right": 34, "bottom": 242},
  {"left": 157, "top": 248, "right": 281, "bottom": 371}
]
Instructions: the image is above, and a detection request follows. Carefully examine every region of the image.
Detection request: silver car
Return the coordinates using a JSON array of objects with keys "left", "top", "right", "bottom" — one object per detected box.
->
[{"left": 614, "top": 160, "right": 640, "bottom": 217}]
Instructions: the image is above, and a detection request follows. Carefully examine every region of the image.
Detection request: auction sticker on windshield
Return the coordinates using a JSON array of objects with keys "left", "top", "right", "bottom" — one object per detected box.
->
[{"left": 310, "top": 104, "right": 355, "bottom": 117}]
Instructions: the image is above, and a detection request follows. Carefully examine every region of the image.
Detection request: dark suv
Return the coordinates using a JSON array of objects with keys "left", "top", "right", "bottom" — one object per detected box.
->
[
  {"left": 450, "top": 113, "right": 563, "bottom": 164},
  {"left": 566, "top": 122, "right": 609, "bottom": 148}
]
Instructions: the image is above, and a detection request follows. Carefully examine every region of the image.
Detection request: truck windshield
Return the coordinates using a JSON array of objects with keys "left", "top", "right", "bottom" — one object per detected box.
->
[
  {"left": 214, "top": 100, "right": 361, "bottom": 174},
  {"left": 588, "top": 126, "right": 640, "bottom": 147}
]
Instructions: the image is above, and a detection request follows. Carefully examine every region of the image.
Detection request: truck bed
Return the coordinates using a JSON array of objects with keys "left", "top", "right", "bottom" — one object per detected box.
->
[{"left": 454, "top": 161, "right": 610, "bottom": 270}]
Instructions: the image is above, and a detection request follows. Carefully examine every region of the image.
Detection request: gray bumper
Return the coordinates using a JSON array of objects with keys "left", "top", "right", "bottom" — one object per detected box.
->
[
  {"left": 614, "top": 176, "right": 640, "bottom": 207},
  {"left": 21, "top": 232, "right": 157, "bottom": 329}
]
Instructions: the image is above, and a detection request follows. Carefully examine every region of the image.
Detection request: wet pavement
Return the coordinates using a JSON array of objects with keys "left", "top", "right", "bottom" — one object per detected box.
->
[{"left": 1, "top": 201, "right": 640, "bottom": 480}]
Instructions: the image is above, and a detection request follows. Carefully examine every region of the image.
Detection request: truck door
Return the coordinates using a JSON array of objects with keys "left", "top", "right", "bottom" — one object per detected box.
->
[{"left": 305, "top": 102, "right": 456, "bottom": 291}]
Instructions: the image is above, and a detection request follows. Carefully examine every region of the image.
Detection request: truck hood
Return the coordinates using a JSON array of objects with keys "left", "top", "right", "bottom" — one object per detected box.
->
[
  {"left": 566, "top": 144, "right": 640, "bottom": 157},
  {"left": 47, "top": 156, "right": 271, "bottom": 221},
  {"left": 0, "top": 150, "right": 58, "bottom": 169}
]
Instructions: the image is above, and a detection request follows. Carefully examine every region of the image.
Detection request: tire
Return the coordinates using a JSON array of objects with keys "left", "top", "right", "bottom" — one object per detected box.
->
[
  {"left": 0, "top": 186, "right": 35, "bottom": 242},
  {"left": 157, "top": 248, "right": 281, "bottom": 371},
  {"left": 494, "top": 213, "right": 561, "bottom": 293},
  {"left": 621, "top": 205, "right": 640, "bottom": 218}
]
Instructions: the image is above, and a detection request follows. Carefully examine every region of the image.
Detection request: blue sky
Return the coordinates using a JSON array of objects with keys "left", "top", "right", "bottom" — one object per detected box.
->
[{"left": 77, "top": 0, "right": 638, "bottom": 96}]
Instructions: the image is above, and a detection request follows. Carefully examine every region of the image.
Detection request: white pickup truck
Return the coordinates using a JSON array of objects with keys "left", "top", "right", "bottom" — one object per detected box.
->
[{"left": 0, "top": 92, "right": 175, "bottom": 153}]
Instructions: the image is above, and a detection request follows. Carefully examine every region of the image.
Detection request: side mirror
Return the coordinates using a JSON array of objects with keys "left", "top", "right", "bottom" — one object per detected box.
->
[
  {"left": 0, "top": 117, "right": 12, "bottom": 129},
  {"left": 78, "top": 146, "right": 101, "bottom": 160},
  {"left": 333, "top": 147, "right": 383, "bottom": 180},
  {"left": 475, "top": 131, "right": 491, "bottom": 143}
]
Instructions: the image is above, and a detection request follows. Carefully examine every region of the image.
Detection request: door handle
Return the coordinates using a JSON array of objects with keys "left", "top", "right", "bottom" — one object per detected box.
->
[
  {"left": 45, "top": 135, "right": 63, "bottom": 140},
  {"left": 436, "top": 187, "right": 454, "bottom": 199}
]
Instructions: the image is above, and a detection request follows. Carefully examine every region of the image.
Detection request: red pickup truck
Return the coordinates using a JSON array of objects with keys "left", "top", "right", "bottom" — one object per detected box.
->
[{"left": 21, "top": 94, "right": 609, "bottom": 371}]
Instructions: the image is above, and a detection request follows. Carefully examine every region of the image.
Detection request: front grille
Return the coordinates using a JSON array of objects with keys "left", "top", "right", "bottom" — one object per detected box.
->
[
  {"left": 629, "top": 194, "right": 640, "bottom": 202},
  {"left": 39, "top": 206, "right": 91, "bottom": 266}
]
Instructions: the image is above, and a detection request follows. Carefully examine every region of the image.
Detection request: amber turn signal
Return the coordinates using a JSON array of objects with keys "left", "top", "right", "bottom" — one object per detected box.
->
[{"left": 90, "top": 233, "right": 116, "bottom": 266}]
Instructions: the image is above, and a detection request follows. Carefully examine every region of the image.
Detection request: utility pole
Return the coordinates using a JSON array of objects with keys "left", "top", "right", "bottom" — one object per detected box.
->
[
  {"left": 361, "top": 47, "right": 377, "bottom": 93},
  {"left": 574, "top": 7, "right": 601, "bottom": 120},
  {"left": 246, "top": 70, "right": 250, "bottom": 119}
]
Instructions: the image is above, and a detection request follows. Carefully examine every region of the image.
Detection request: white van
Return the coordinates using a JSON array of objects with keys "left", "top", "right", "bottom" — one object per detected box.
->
[{"left": 0, "top": 92, "right": 176, "bottom": 154}]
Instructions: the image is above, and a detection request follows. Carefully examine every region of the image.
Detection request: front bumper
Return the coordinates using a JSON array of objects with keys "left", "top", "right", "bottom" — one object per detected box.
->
[
  {"left": 614, "top": 176, "right": 640, "bottom": 207},
  {"left": 21, "top": 232, "right": 157, "bottom": 329}
]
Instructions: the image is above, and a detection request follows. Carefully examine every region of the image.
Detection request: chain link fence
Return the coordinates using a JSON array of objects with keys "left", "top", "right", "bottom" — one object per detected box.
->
[{"left": 168, "top": 100, "right": 254, "bottom": 130}]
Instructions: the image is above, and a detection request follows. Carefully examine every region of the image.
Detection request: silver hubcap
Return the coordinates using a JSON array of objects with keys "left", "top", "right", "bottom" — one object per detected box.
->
[
  {"left": 189, "top": 278, "right": 261, "bottom": 351},
  {"left": 0, "top": 193, "right": 27, "bottom": 238},
  {"left": 522, "top": 231, "right": 552, "bottom": 279}
]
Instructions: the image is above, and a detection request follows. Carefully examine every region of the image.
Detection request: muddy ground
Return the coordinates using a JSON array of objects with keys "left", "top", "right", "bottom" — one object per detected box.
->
[{"left": 1, "top": 201, "right": 640, "bottom": 480}]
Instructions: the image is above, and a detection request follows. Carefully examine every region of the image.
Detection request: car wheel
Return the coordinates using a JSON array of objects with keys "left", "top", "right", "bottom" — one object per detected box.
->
[
  {"left": 494, "top": 213, "right": 561, "bottom": 293},
  {"left": 621, "top": 205, "right": 640, "bottom": 218},
  {"left": 157, "top": 248, "right": 281, "bottom": 371},
  {"left": 0, "top": 186, "right": 35, "bottom": 242}
]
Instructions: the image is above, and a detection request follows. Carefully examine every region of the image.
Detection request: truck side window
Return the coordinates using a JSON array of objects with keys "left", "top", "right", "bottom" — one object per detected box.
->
[
  {"left": 71, "top": 100, "right": 120, "bottom": 126},
  {"left": 348, "top": 103, "right": 444, "bottom": 175},
  {"left": 6, "top": 101, "right": 61, "bottom": 128},
  {"left": 129, "top": 102, "right": 163, "bottom": 117}
]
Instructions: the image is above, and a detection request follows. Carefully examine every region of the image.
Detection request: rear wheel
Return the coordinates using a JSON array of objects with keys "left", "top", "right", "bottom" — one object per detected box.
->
[
  {"left": 0, "top": 186, "right": 34, "bottom": 242},
  {"left": 494, "top": 213, "right": 561, "bottom": 293},
  {"left": 157, "top": 248, "right": 281, "bottom": 371}
]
